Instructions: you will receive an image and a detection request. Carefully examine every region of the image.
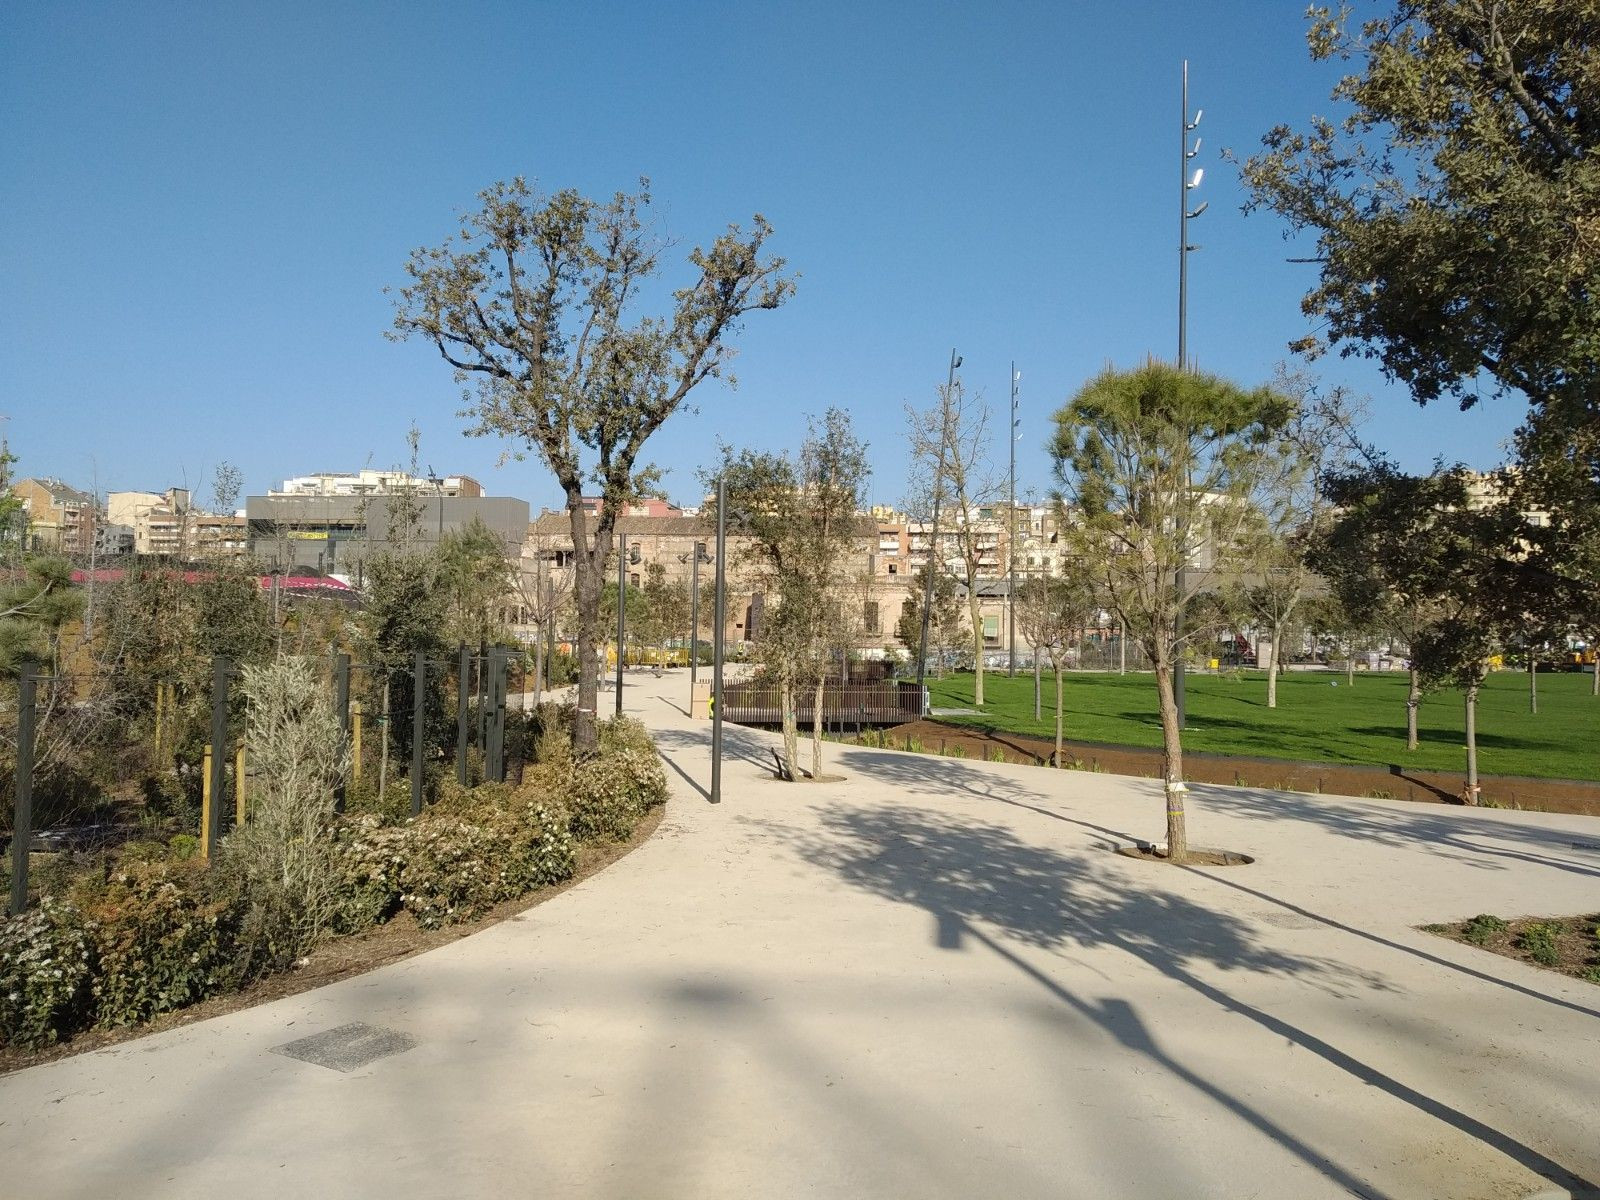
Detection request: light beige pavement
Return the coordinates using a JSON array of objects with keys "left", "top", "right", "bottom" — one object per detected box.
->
[{"left": 1, "top": 669, "right": 1598, "bottom": 1200}]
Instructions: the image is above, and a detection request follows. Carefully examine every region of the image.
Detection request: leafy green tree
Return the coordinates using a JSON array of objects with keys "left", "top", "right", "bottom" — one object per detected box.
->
[
  {"left": 895, "top": 567, "right": 966, "bottom": 673},
  {"left": 1316, "top": 461, "right": 1533, "bottom": 799},
  {"left": 1051, "top": 362, "right": 1292, "bottom": 862},
  {"left": 1239, "top": 3, "right": 1600, "bottom": 641},
  {"left": 392, "top": 177, "right": 794, "bottom": 754},
  {"left": 436, "top": 515, "right": 513, "bottom": 647},
  {"left": 1240, "top": 3, "right": 1600, "bottom": 419}
]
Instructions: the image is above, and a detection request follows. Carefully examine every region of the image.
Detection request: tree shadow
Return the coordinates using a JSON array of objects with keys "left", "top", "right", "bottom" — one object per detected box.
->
[
  {"left": 1189, "top": 782, "right": 1600, "bottom": 882},
  {"left": 768, "top": 799, "right": 1593, "bottom": 1196}
]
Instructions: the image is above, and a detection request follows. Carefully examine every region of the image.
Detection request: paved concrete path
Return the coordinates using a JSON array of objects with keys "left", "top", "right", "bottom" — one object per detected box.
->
[{"left": 2, "top": 670, "right": 1598, "bottom": 1199}]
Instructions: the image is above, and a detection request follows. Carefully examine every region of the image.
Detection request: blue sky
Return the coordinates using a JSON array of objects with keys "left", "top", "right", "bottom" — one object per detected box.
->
[{"left": 2, "top": 1, "right": 1528, "bottom": 514}]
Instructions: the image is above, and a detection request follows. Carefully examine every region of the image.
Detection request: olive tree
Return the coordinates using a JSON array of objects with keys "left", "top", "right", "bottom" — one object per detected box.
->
[{"left": 391, "top": 177, "right": 793, "bottom": 753}]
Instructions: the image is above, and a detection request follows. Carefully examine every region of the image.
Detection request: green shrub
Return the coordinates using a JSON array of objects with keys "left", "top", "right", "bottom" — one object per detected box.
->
[
  {"left": 1520, "top": 921, "right": 1563, "bottom": 966},
  {"left": 985, "top": 745, "right": 1007, "bottom": 763},
  {"left": 331, "top": 815, "right": 411, "bottom": 933},
  {"left": 565, "top": 721, "right": 667, "bottom": 844},
  {"left": 167, "top": 833, "right": 200, "bottom": 861},
  {"left": 0, "top": 898, "right": 95, "bottom": 1048},
  {"left": 1462, "top": 914, "right": 1508, "bottom": 945},
  {"left": 944, "top": 744, "right": 967, "bottom": 759},
  {"left": 398, "top": 813, "right": 507, "bottom": 929},
  {"left": 73, "top": 860, "right": 241, "bottom": 1027}
]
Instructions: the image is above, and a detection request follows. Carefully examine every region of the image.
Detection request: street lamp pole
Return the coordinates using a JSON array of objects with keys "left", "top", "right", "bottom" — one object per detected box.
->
[
  {"left": 1008, "top": 364, "right": 1020, "bottom": 678},
  {"left": 916, "top": 348, "right": 961, "bottom": 709},
  {"left": 710, "top": 479, "right": 727, "bottom": 805},
  {"left": 686, "top": 540, "right": 709, "bottom": 706},
  {"left": 1175, "top": 58, "right": 1205, "bottom": 730},
  {"left": 616, "top": 531, "right": 626, "bottom": 717}
]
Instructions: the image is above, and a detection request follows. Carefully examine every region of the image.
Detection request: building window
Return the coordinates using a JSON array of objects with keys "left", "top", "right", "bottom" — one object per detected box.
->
[
  {"left": 864, "top": 601, "right": 880, "bottom": 633},
  {"left": 983, "top": 615, "right": 1000, "bottom": 643}
]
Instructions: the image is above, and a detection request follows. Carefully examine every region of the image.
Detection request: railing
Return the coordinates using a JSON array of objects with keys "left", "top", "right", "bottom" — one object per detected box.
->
[{"left": 719, "top": 681, "right": 925, "bottom": 729}]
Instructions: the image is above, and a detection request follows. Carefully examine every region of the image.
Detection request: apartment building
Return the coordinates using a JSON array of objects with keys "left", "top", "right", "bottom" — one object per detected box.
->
[
  {"left": 14, "top": 477, "right": 95, "bottom": 555},
  {"left": 107, "top": 488, "right": 191, "bottom": 556}
]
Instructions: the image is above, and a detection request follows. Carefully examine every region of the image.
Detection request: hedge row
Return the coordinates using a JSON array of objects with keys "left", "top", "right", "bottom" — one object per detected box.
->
[{"left": 1, "top": 714, "right": 668, "bottom": 1050}]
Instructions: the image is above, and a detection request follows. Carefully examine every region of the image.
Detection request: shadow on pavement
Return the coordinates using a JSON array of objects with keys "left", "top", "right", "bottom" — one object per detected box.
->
[{"left": 764, "top": 764, "right": 1595, "bottom": 1197}]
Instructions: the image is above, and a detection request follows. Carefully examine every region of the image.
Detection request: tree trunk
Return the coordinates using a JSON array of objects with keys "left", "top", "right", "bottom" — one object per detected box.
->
[
  {"left": 532, "top": 628, "right": 545, "bottom": 708},
  {"left": 567, "top": 497, "right": 611, "bottom": 756},
  {"left": 969, "top": 589, "right": 985, "bottom": 706},
  {"left": 1528, "top": 654, "right": 1537, "bottom": 714},
  {"left": 811, "top": 675, "right": 825, "bottom": 778},
  {"left": 780, "top": 675, "right": 800, "bottom": 781},
  {"left": 1346, "top": 647, "right": 1355, "bottom": 686},
  {"left": 1265, "top": 630, "right": 1279, "bottom": 709},
  {"left": 1053, "top": 665, "right": 1064, "bottom": 767},
  {"left": 1153, "top": 659, "right": 1188, "bottom": 862},
  {"left": 1593, "top": 654, "right": 1598, "bottom": 697},
  {"left": 1406, "top": 668, "right": 1421, "bottom": 751},
  {"left": 378, "top": 678, "right": 391, "bottom": 806},
  {"left": 1464, "top": 684, "right": 1480, "bottom": 804}
]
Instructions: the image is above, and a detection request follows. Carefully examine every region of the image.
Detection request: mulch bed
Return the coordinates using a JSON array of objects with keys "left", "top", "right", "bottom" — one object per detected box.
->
[
  {"left": 884, "top": 720, "right": 1600, "bottom": 817},
  {"left": 1422, "top": 913, "right": 1600, "bottom": 985},
  {"left": 0, "top": 805, "right": 664, "bottom": 1077}
]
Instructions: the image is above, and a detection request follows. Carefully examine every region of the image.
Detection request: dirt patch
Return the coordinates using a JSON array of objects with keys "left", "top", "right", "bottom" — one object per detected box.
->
[
  {"left": 882, "top": 720, "right": 1600, "bottom": 817},
  {"left": 1116, "top": 845, "right": 1255, "bottom": 867},
  {"left": 1421, "top": 913, "right": 1600, "bottom": 985},
  {"left": 0, "top": 805, "right": 664, "bottom": 1077}
]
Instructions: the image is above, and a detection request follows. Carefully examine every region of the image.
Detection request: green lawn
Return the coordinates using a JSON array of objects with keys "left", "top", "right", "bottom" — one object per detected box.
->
[{"left": 925, "top": 668, "right": 1600, "bottom": 781}]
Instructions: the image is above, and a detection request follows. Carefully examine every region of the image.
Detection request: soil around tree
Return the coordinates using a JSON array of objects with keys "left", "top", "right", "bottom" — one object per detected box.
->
[
  {"left": 0, "top": 805, "right": 665, "bottom": 1077},
  {"left": 1115, "top": 845, "right": 1255, "bottom": 867},
  {"left": 885, "top": 719, "right": 1600, "bottom": 817}
]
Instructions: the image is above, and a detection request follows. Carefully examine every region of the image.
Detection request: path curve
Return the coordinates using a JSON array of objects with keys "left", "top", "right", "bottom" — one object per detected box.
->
[{"left": 1, "top": 670, "right": 1597, "bottom": 1199}]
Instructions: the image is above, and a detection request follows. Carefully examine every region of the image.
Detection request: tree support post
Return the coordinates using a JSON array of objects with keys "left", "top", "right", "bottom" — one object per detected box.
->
[
  {"left": 200, "top": 744, "right": 214, "bottom": 860},
  {"left": 456, "top": 643, "right": 470, "bottom": 786},
  {"left": 10, "top": 665, "right": 37, "bottom": 916},
  {"left": 334, "top": 653, "right": 350, "bottom": 813},
  {"left": 411, "top": 650, "right": 426, "bottom": 817},
  {"left": 207, "top": 655, "right": 230, "bottom": 848},
  {"left": 351, "top": 701, "right": 363, "bottom": 782},
  {"left": 235, "top": 744, "right": 247, "bottom": 826}
]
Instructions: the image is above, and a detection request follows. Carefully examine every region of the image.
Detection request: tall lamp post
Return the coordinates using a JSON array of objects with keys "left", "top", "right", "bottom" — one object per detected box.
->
[
  {"left": 915, "top": 348, "right": 961, "bottom": 709},
  {"left": 682, "top": 540, "right": 711, "bottom": 705},
  {"left": 710, "top": 479, "right": 728, "bottom": 805},
  {"left": 1174, "top": 58, "right": 1206, "bottom": 729},
  {"left": 616, "top": 532, "right": 627, "bottom": 716},
  {"left": 1008, "top": 364, "right": 1021, "bottom": 678}
]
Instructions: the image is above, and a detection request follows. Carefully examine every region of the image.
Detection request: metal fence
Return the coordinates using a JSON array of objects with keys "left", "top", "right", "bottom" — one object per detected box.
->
[{"left": 720, "top": 681, "right": 925, "bottom": 729}]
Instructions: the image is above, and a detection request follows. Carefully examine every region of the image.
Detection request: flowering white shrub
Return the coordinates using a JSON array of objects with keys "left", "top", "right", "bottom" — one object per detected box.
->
[{"left": 0, "top": 898, "right": 94, "bottom": 1048}]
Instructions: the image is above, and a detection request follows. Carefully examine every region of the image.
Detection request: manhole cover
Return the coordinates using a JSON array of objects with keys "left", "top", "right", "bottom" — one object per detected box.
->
[{"left": 271, "top": 1022, "right": 416, "bottom": 1073}]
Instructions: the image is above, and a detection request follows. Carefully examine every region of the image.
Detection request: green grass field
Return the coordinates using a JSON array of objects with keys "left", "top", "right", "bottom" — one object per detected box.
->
[{"left": 925, "top": 668, "right": 1600, "bottom": 781}]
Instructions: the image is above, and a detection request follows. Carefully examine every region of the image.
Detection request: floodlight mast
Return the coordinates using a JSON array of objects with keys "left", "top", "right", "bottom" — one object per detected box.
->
[{"left": 1175, "top": 58, "right": 1206, "bottom": 730}]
